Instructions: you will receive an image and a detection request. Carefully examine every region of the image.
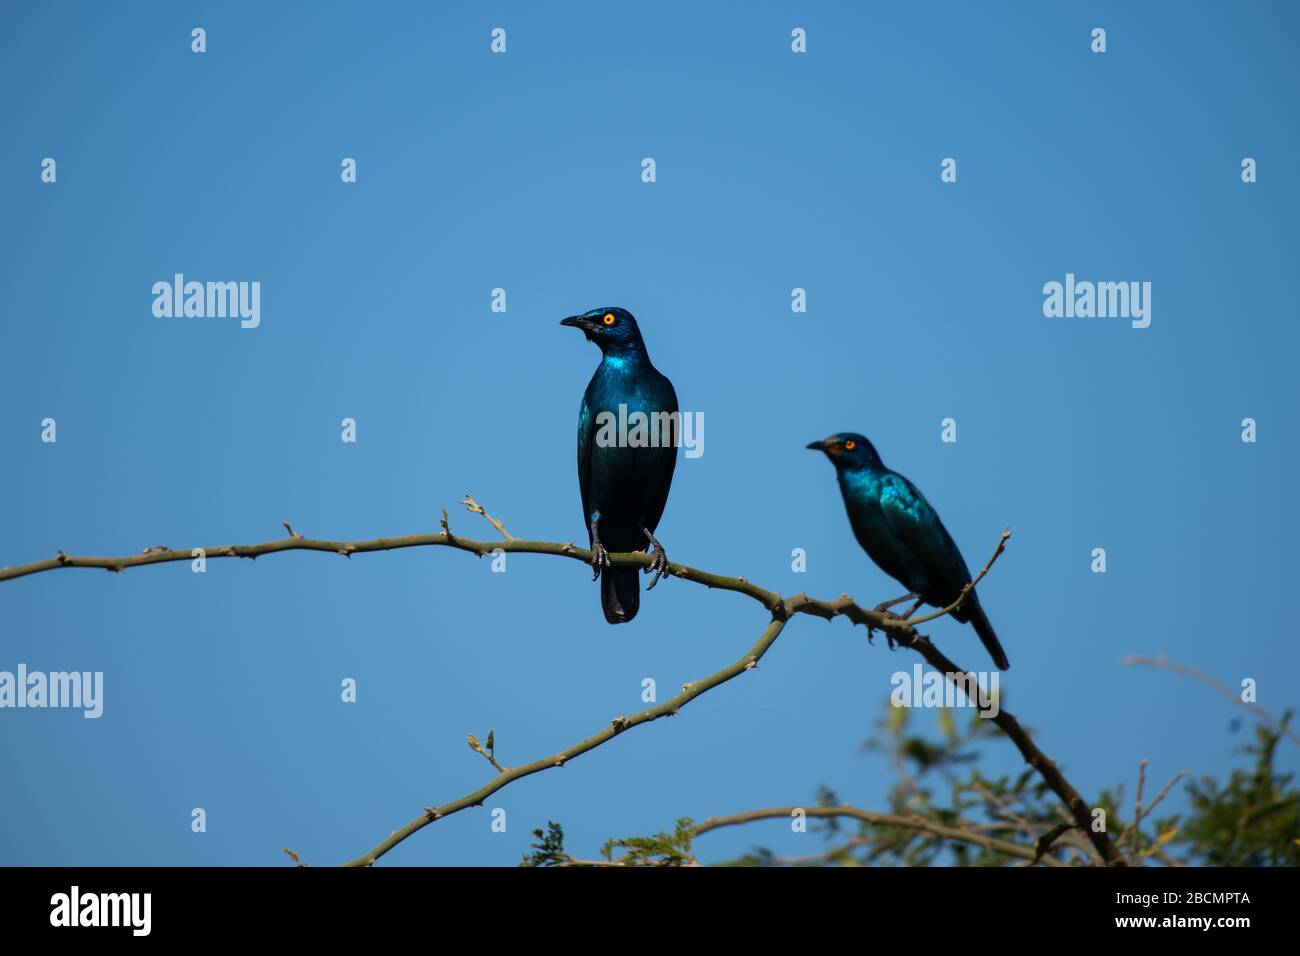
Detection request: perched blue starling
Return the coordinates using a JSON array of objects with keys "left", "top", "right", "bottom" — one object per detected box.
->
[
  {"left": 808, "top": 433, "right": 1009, "bottom": 670},
  {"left": 561, "top": 307, "right": 678, "bottom": 623}
]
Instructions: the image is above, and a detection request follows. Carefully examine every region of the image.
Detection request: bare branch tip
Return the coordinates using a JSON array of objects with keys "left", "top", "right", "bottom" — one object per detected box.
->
[{"left": 459, "top": 494, "right": 515, "bottom": 541}]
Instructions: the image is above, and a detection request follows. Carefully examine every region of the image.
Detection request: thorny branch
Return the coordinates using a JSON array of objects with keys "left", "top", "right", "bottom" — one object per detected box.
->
[
  {"left": 690, "top": 806, "right": 1070, "bottom": 867},
  {"left": 1, "top": 499, "right": 1125, "bottom": 867},
  {"left": 1122, "top": 653, "right": 1300, "bottom": 747},
  {"left": 553, "top": 802, "right": 1074, "bottom": 867}
]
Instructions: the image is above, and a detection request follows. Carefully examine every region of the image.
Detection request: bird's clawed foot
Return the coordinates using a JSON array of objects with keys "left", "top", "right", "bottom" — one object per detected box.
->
[
  {"left": 866, "top": 626, "right": 902, "bottom": 650},
  {"left": 870, "top": 594, "right": 922, "bottom": 649},
  {"left": 642, "top": 527, "right": 669, "bottom": 590},
  {"left": 875, "top": 592, "right": 920, "bottom": 615},
  {"left": 590, "top": 521, "right": 611, "bottom": 580}
]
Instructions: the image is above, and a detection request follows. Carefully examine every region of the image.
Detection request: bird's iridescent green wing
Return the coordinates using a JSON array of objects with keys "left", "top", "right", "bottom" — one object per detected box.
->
[{"left": 877, "top": 471, "right": 973, "bottom": 594}]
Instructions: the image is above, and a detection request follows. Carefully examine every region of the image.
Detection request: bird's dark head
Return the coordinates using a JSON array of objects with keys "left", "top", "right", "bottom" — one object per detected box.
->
[
  {"left": 806, "top": 432, "right": 882, "bottom": 470},
  {"left": 560, "top": 307, "right": 646, "bottom": 356}
]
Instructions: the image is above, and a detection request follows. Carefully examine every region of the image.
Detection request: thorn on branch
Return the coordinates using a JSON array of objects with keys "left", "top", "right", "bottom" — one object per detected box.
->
[
  {"left": 282, "top": 847, "right": 308, "bottom": 867},
  {"left": 282, "top": 521, "right": 304, "bottom": 540},
  {"left": 55, "top": 550, "right": 70, "bottom": 565},
  {"left": 440, "top": 508, "right": 454, "bottom": 541}
]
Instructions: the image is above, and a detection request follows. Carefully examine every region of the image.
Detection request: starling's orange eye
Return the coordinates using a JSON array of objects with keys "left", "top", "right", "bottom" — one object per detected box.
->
[
  {"left": 844, "top": 440, "right": 856, "bottom": 450},
  {"left": 602, "top": 313, "right": 616, "bottom": 326}
]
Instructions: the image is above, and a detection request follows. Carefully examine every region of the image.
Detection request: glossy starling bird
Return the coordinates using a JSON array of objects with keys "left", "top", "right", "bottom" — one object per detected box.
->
[
  {"left": 561, "top": 307, "right": 678, "bottom": 623},
  {"left": 807, "top": 433, "right": 1009, "bottom": 670}
]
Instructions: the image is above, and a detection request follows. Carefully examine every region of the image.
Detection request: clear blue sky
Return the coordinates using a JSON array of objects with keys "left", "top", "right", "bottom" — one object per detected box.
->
[{"left": 2, "top": 1, "right": 1296, "bottom": 866}]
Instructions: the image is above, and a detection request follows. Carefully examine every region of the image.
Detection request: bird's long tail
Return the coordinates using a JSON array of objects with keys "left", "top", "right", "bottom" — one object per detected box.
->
[
  {"left": 966, "top": 597, "right": 1009, "bottom": 671},
  {"left": 601, "top": 566, "right": 641, "bottom": 624}
]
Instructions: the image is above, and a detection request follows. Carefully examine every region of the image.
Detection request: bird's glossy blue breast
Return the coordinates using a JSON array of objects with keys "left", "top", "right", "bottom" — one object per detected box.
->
[
  {"left": 837, "top": 468, "right": 886, "bottom": 535},
  {"left": 587, "top": 356, "right": 673, "bottom": 413},
  {"left": 838, "top": 467, "right": 882, "bottom": 503}
]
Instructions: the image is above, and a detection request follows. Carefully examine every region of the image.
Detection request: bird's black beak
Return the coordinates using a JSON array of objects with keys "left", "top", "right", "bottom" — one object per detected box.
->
[
  {"left": 806, "top": 439, "right": 828, "bottom": 451},
  {"left": 560, "top": 314, "right": 597, "bottom": 340}
]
